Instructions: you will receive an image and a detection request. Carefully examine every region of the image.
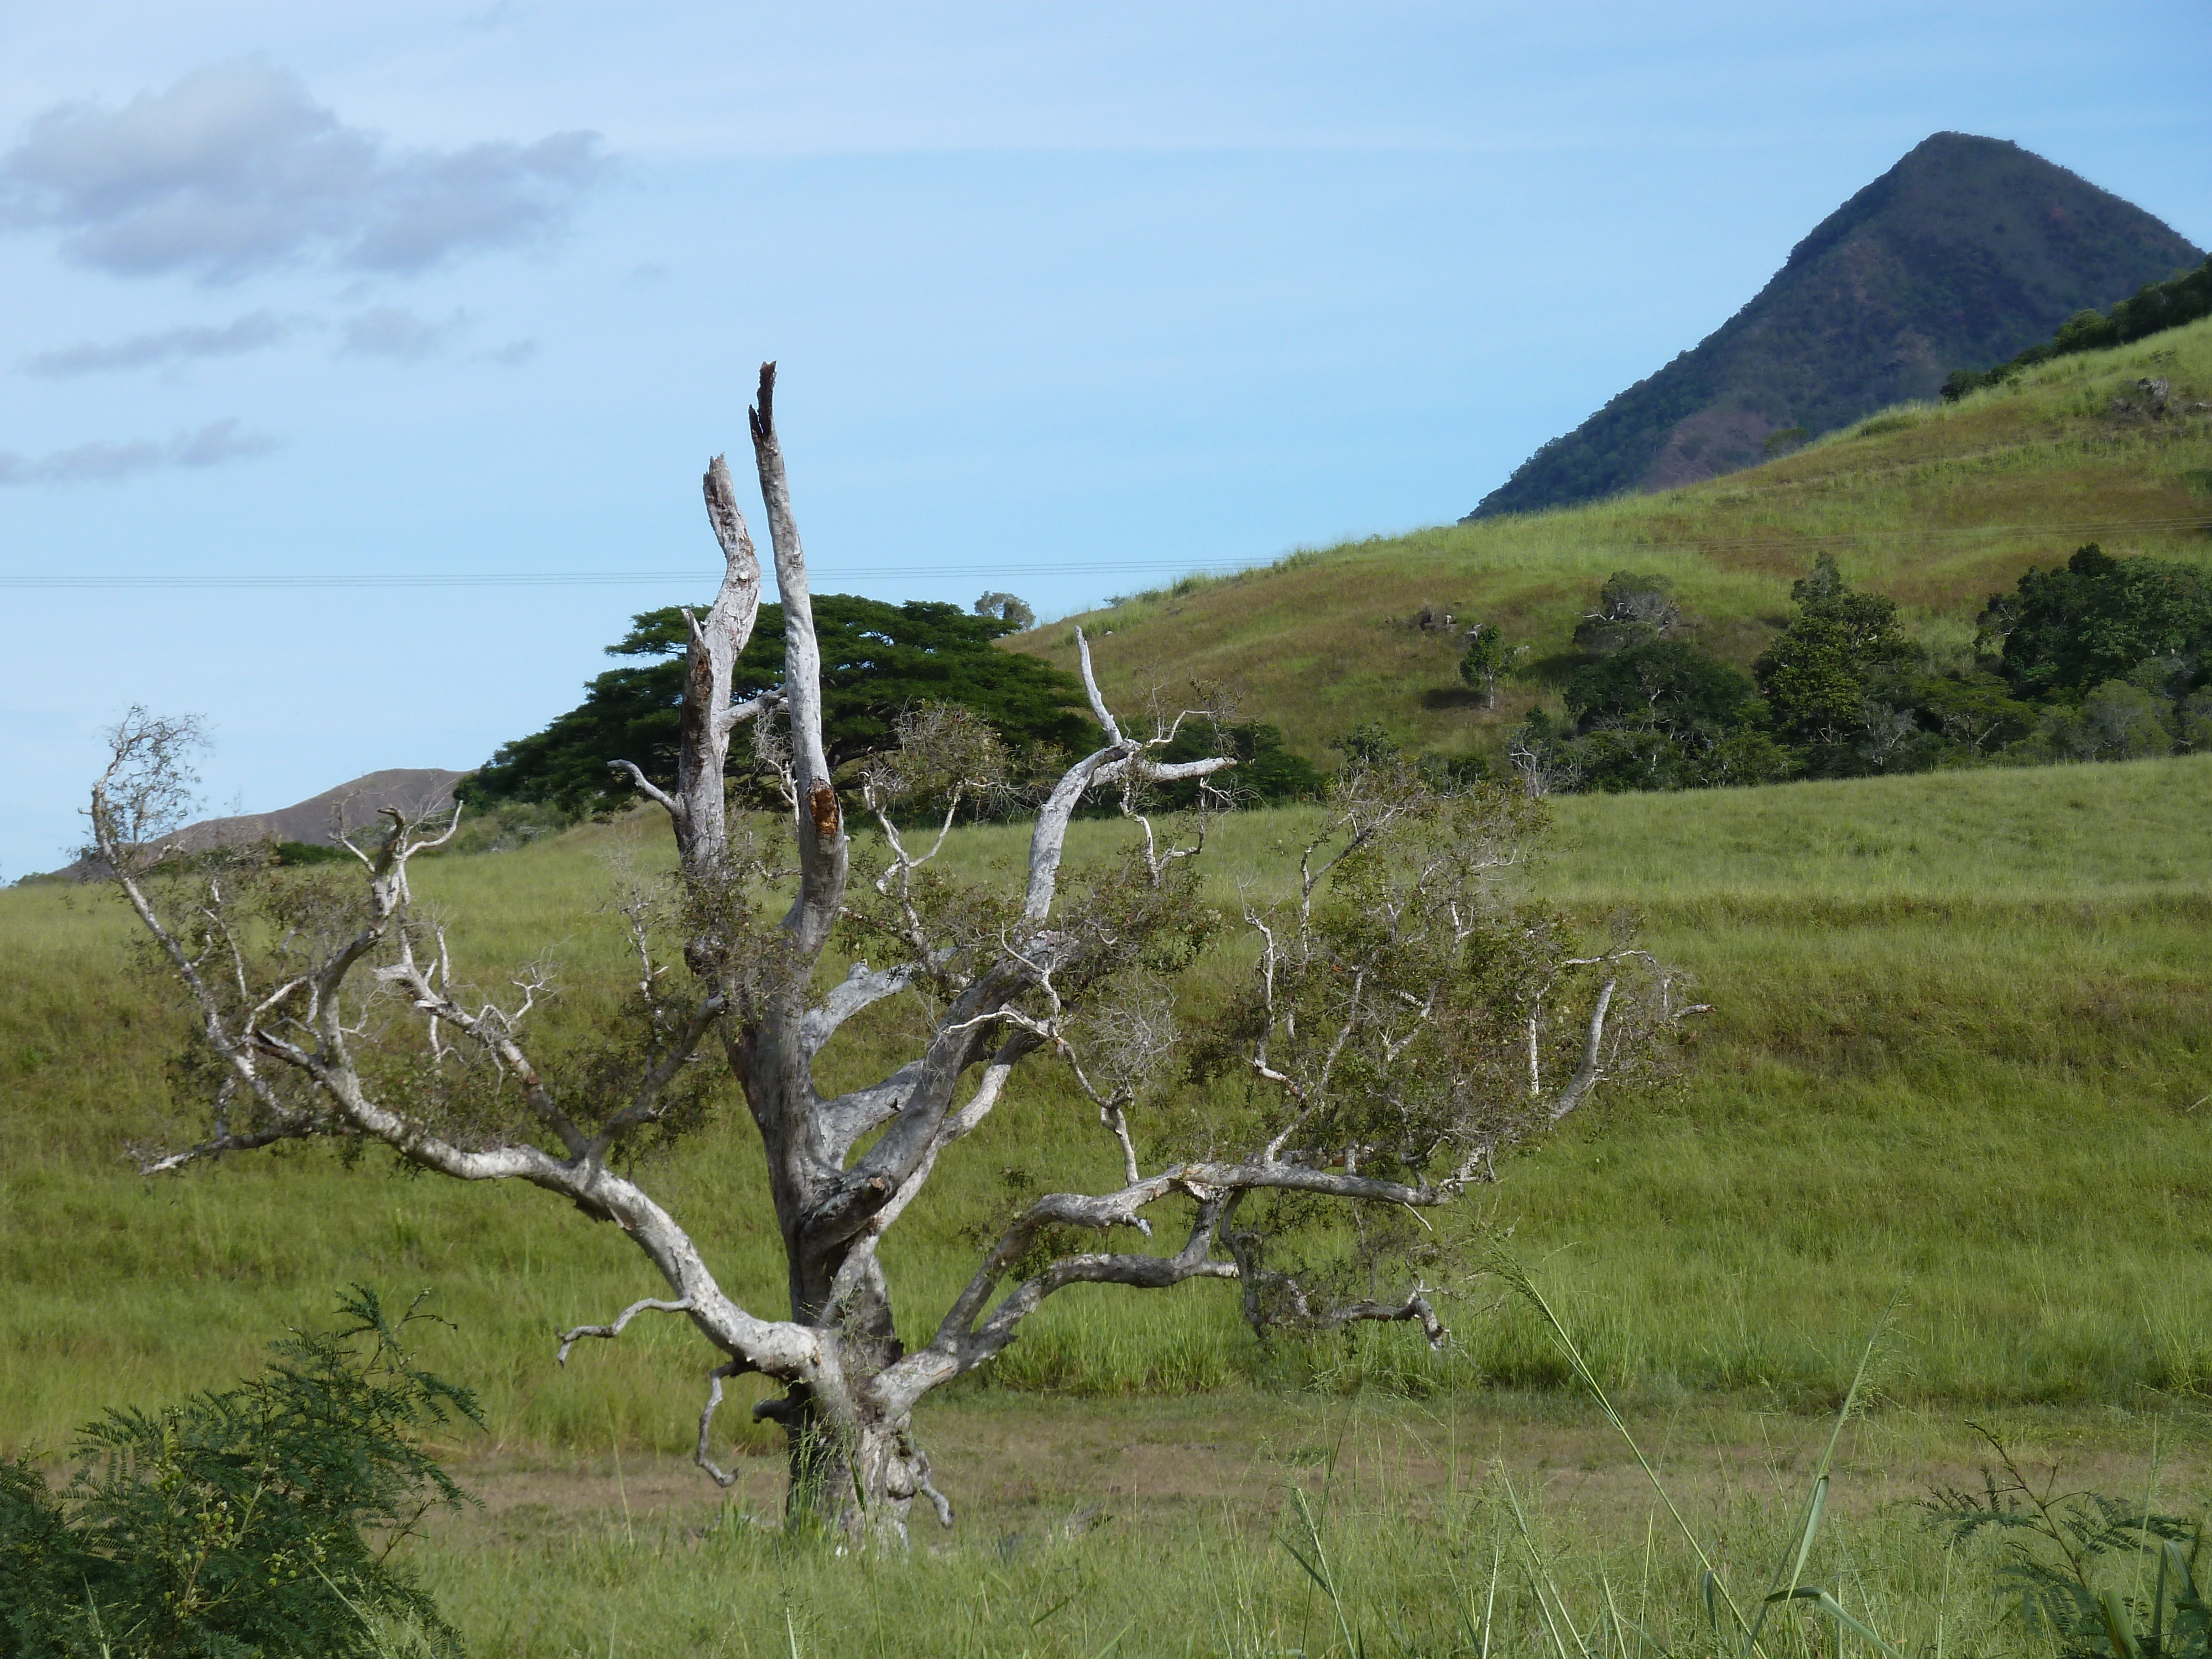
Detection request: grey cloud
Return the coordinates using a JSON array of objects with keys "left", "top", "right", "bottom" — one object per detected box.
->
[
  {"left": 486, "top": 337, "right": 538, "bottom": 366},
  {"left": 0, "top": 419, "right": 278, "bottom": 484},
  {"left": 0, "top": 61, "right": 604, "bottom": 283},
  {"left": 343, "top": 306, "right": 465, "bottom": 361},
  {"left": 173, "top": 418, "right": 278, "bottom": 466},
  {"left": 22, "top": 309, "right": 299, "bottom": 377}
]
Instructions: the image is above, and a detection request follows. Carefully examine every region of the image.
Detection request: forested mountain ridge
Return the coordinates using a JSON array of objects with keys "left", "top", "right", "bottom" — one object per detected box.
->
[{"left": 1465, "top": 133, "right": 2201, "bottom": 519}]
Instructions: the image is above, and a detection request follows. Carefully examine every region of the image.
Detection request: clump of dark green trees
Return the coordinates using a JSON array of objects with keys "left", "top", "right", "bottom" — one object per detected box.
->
[
  {"left": 1510, "top": 546, "right": 2212, "bottom": 793},
  {"left": 466, "top": 594, "right": 1098, "bottom": 816}
]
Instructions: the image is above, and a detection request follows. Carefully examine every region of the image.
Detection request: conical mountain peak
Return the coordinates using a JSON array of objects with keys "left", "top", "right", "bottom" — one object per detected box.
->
[{"left": 1466, "top": 134, "right": 2200, "bottom": 519}]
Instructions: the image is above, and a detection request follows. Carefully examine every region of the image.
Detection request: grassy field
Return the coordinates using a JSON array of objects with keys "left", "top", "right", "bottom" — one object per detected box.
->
[
  {"left": 10, "top": 311, "right": 2211, "bottom": 1659},
  {"left": 3, "top": 754, "right": 2207, "bottom": 1462},
  {"left": 1008, "top": 316, "right": 2212, "bottom": 766},
  {"left": 393, "top": 1393, "right": 2211, "bottom": 1657},
  {"left": 6, "top": 739, "right": 2210, "bottom": 1652}
]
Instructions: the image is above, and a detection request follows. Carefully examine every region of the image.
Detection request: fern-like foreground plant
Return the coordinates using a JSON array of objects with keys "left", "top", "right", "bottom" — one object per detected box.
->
[
  {"left": 1932, "top": 1429, "right": 2211, "bottom": 1659},
  {"left": 0, "top": 1288, "right": 476, "bottom": 1658}
]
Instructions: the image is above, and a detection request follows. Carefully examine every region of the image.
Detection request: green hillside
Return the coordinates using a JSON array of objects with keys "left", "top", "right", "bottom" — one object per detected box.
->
[
  {"left": 1016, "top": 316, "right": 2212, "bottom": 769},
  {"left": 1468, "top": 132, "right": 2201, "bottom": 516}
]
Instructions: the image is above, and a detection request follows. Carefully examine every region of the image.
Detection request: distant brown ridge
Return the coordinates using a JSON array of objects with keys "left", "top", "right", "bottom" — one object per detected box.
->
[
  {"left": 44, "top": 768, "right": 468, "bottom": 881},
  {"left": 163, "top": 768, "right": 470, "bottom": 852}
]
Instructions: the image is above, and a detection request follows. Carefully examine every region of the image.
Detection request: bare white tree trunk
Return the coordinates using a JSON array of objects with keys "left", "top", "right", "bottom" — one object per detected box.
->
[{"left": 96, "top": 363, "right": 1697, "bottom": 1546}]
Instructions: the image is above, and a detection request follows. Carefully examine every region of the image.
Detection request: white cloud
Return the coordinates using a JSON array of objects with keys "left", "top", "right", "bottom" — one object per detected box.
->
[
  {"left": 0, "top": 61, "right": 604, "bottom": 284},
  {"left": 22, "top": 309, "right": 300, "bottom": 376},
  {"left": 342, "top": 306, "right": 465, "bottom": 361},
  {"left": 0, "top": 419, "right": 278, "bottom": 484}
]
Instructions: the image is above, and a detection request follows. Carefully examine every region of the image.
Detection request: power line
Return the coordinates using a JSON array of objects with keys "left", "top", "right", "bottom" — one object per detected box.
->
[
  {"left": 1, "top": 517, "right": 2203, "bottom": 590},
  {"left": 0, "top": 557, "right": 1257, "bottom": 591}
]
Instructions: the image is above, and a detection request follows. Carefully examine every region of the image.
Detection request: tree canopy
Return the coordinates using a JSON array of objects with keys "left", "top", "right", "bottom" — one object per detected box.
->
[
  {"left": 464, "top": 594, "right": 1098, "bottom": 812},
  {"left": 1976, "top": 544, "right": 2212, "bottom": 702},
  {"left": 1752, "top": 554, "right": 1916, "bottom": 765},
  {"left": 1533, "top": 640, "right": 1785, "bottom": 792}
]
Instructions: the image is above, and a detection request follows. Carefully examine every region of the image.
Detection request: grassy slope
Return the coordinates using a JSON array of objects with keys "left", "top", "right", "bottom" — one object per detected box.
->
[
  {"left": 1009, "top": 317, "right": 2212, "bottom": 766},
  {"left": 3, "top": 753, "right": 2207, "bottom": 1457}
]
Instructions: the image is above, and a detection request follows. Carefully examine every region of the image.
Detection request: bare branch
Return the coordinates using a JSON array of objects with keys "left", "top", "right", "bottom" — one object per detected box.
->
[
  {"left": 608, "top": 758, "right": 678, "bottom": 813},
  {"left": 1224, "top": 1219, "right": 1447, "bottom": 1350},
  {"left": 749, "top": 362, "right": 847, "bottom": 958},
  {"left": 130, "top": 1120, "right": 314, "bottom": 1176},
  {"left": 1073, "top": 628, "right": 1123, "bottom": 743},
  {"left": 799, "top": 961, "right": 916, "bottom": 1058},
  {"left": 694, "top": 1360, "right": 746, "bottom": 1488},
  {"left": 1547, "top": 977, "right": 1617, "bottom": 1121},
  {"left": 556, "top": 1297, "right": 694, "bottom": 1365}
]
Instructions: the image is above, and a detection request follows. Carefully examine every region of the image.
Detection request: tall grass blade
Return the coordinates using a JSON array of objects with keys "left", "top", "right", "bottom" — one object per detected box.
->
[
  {"left": 2152, "top": 1540, "right": 2170, "bottom": 1658},
  {"left": 1764, "top": 1588, "right": 1906, "bottom": 1659},
  {"left": 1493, "top": 1243, "right": 1763, "bottom": 1653},
  {"left": 2098, "top": 1587, "right": 2145, "bottom": 1659},
  {"left": 1283, "top": 1484, "right": 1361, "bottom": 1658},
  {"left": 1503, "top": 1468, "right": 1585, "bottom": 1659},
  {"left": 1602, "top": 1571, "right": 1632, "bottom": 1659},
  {"left": 1746, "top": 1285, "right": 1906, "bottom": 1656}
]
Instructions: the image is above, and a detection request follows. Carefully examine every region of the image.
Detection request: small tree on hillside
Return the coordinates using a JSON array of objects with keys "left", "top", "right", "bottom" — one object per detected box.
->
[
  {"left": 1752, "top": 554, "right": 1916, "bottom": 773},
  {"left": 973, "top": 590, "right": 1036, "bottom": 630},
  {"left": 1459, "top": 622, "right": 1515, "bottom": 708},
  {"left": 94, "top": 366, "right": 1698, "bottom": 1545}
]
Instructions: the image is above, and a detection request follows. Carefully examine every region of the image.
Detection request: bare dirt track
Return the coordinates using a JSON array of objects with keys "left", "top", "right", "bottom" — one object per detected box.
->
[{"left": 432, "top": 1392, "right": 2212, "bottom": 1553}]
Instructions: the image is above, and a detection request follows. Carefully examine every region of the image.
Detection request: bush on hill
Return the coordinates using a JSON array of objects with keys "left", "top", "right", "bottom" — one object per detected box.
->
[
  {"left": 1752, "top": 554, "right": 1921, "bottom": 774},
  {"left": 1551, "top": 641, "right": 1787, "bottom": 791},
  {"left": 1511, "top": 546, "right": 2212, "bottom": 793},
  {"left": 1976, "top": 542, "right": 2212, "bottom": 700},
  {"left": 1569, "top": 571, "right": 1684, "bottom": 658}
]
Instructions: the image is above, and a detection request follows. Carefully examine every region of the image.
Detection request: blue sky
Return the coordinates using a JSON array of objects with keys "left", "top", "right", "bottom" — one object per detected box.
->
[{"left": 2, "top": 1, "right": 2206, "bottom": 877}]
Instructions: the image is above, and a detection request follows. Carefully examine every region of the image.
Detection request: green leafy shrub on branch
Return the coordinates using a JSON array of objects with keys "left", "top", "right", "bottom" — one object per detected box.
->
[
  {"left": 0, "top": 1288, "right": 477, "bottom": 1659},
  {"left": 1932, "top": 1429, "right": 2211, "bottom": 1659}
]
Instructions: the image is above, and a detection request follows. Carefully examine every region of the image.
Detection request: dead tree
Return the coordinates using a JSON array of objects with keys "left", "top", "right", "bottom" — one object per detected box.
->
[{"left": 93, "top": 364, "right": 1695, "bottom": 1544}]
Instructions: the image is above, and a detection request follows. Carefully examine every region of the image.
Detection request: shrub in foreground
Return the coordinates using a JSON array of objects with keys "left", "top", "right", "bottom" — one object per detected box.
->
[{"left": 0, "top": 1288, "right": 476, "bottom": 1659}]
